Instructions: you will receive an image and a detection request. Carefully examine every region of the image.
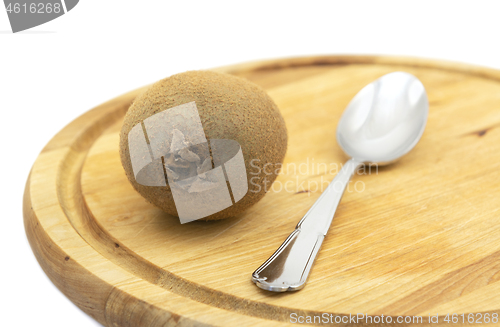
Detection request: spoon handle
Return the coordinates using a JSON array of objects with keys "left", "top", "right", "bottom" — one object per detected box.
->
[{"left": 251, "top": 158, "right": 361, "bottom": 292}]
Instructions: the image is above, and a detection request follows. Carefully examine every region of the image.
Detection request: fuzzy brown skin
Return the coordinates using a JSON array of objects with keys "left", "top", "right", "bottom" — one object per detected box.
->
[{"left": 119, "top": 70, "right": 288, "bottom": 220}]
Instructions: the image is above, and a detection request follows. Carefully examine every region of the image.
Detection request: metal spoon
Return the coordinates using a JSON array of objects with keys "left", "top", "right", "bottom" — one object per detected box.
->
[{"left": 251, "top": 72, "right": 429, "bottom": 292}]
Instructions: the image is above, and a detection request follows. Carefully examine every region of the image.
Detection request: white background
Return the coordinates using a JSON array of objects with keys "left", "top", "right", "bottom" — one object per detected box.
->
[{"left": 1, "top": 1, "right": 500, "bottom": 326}]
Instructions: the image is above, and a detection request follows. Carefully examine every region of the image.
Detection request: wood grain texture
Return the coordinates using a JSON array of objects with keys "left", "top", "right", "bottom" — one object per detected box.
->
[{"left": 24, "top": 56, "right": 500, "bottom": 326}]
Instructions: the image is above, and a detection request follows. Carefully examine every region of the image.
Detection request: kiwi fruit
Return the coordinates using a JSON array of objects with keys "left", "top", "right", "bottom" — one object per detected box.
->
[{"left": 119, "top": 70, "right": 287, "bottom": 221}]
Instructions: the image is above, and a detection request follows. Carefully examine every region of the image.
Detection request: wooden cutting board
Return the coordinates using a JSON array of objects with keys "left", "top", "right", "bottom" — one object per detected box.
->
[{"left": 24, "top": 56, "right": 500, "bottom": 326}]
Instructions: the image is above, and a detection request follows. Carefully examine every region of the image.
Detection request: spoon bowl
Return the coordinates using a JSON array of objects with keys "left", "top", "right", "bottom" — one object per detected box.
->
[{"left": 337, "top": 72, "right": 428, "bottom": 165}]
